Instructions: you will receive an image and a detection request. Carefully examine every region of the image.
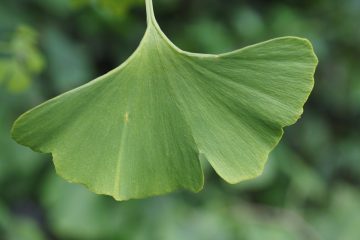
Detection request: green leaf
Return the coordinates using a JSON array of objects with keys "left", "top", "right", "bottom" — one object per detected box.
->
[
  {"left": 0, "top": 201, "right": 46, "bottom": 240},
  {"left": 70, "top": 0, "right": 143, "bottom": 18},
  {"left": 11, "top": 0, "right": 318, "bottom": 200},
  {"left": 0, "top": 25, "right": 45, "bottom": 93}
]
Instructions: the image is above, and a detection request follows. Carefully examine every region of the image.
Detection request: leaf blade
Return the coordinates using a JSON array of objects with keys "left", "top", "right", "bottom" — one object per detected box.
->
[{"left": 11, "top": 2, "right": 318, "bottom": 200}]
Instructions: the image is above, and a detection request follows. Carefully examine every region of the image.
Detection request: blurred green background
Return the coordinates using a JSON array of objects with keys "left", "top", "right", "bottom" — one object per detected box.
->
[{"left": 1, "top": 0, "right": 359, "bottom": 239}]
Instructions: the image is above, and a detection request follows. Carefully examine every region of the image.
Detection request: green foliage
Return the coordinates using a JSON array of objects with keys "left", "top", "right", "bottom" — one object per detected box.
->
[
  {"left": 0, "top": 201, "right": 45, "bottom": 240},
  {"left": 11, "top": 0, "right": 317, "bottom": 200},
  {"left": 71, "top": 0, "right": 143, "bottom": 18},
  {"left": 1, "top": 0, "right": 359, "bottom": 239},
  {"left": 42, "top": 27, "right": 94, "bottom": 92},
  {"left": 0, "top": 25, "right": 44, "bottom": 93}
]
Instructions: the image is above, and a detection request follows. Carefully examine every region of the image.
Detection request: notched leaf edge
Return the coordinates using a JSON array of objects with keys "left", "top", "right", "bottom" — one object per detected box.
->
[{"left": 11, "top": 0, "right": 318, "bottom": 201}]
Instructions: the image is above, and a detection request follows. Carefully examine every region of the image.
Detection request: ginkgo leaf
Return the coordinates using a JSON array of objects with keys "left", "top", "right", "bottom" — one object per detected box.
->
[{"left": 11, "top": 0, "right": 318, "bottom": 200}]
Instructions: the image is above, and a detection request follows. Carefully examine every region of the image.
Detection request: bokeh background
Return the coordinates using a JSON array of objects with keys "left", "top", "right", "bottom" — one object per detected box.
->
[{"left": 1, "top": 0, "right": 360, "bottom": 239}]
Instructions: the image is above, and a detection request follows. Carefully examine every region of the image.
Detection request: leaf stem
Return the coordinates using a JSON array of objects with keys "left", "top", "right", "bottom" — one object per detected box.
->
[{"left": 145, "top": 0, "right": 156, "bottom": 25}]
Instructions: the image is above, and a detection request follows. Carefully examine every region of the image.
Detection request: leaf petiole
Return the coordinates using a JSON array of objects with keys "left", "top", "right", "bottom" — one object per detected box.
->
[{"left": 145, "top": 0, "right": 156, "bottom": 25}]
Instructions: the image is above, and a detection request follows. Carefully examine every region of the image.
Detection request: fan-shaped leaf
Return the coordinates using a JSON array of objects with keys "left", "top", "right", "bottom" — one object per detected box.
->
[{"left": 12, "top": 0, "right": 318, "bottom": 200}]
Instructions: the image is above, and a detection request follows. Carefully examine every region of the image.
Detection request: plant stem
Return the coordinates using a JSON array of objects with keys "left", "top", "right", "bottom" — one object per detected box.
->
[{"left": 145, "top": 0, "right": 155, "bottom": 25}]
